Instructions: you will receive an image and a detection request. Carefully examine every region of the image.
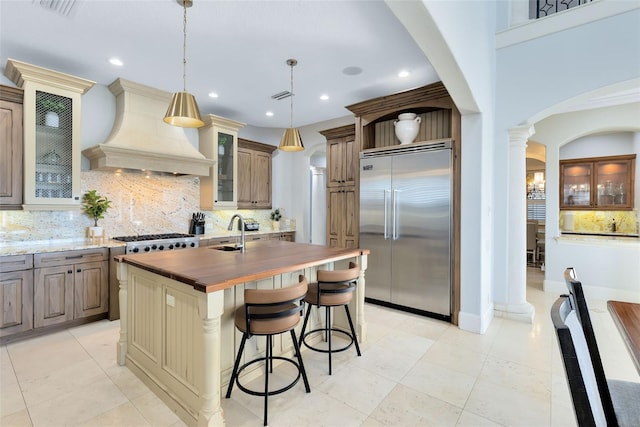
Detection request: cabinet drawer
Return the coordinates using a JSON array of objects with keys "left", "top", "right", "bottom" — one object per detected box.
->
[
  {"left": 0, "top": 254, "right": 33, "bottom": 273},
  {"left": 34, "top": 248, "right": 108, "bottom": 268},
  {"left": 201, "top": 237, "right": 238, "bottom": 247}
]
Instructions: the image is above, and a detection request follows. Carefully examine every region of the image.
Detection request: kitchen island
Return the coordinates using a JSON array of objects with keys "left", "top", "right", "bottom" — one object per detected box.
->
[{"left": 115, "top": 240, "right": 368, "bottom": 427}]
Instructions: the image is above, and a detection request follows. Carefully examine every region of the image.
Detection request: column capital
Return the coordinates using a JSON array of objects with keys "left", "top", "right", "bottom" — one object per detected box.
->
[{"left": 508, "top": 125, "right": 535, "bottom": 147}]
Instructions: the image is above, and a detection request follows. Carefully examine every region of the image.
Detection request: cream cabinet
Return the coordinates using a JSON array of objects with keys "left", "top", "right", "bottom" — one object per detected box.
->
[
  {"left": 34, "top": 248, "right": 108, "bottom": 327},
  {"left": 198, "top": 114, "right": 245, "bottom": 210},
  {"left": 4, "top": 59, "right": 94, "bottom": 210},
  {"left": 0, "top": 255, "right": 34, "bottom": 337},
  {"left": 0, "top": 85, "right": 24, "bottom": 209},
  {"left": 237, "top": 138, "right": 276, "bottom": 209}
]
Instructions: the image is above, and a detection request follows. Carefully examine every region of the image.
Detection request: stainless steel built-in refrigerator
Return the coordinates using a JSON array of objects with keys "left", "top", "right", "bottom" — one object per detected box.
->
[{"left": 359, "top": 141, "right": 452, "bottom": 320}]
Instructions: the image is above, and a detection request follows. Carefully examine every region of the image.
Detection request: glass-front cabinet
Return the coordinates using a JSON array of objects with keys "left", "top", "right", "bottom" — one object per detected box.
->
[
  {"left": 198, "top": 114, "right": 245, "bottom": 209},
  {"left": 4, "top": 59, "right": 94, "bottom": 209},
  {"left": 560, "top": 154, "right": 636, "bottom": 210}
]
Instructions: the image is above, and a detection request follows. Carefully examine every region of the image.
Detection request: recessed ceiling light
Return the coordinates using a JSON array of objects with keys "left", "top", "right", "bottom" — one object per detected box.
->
[
  {"left": 208, "top": 92, "right": 219, "bottom": 98},
  {"left": 320, "top": 94, "right": 329, "bottom": 101},
  {"left": 266, "top": 111, "right": 274, "bottom": 117},
  {"left": 398, "top": 70, "right": 410, "bottom": 78},
  {"left": 109, "top": 58, "right": 123, "bottom": 66},
  {"left": 343, "top": 66, "right": 362, "bottom": 76}
]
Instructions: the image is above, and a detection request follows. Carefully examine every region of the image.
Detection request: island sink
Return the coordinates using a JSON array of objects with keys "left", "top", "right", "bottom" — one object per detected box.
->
[{"left": 211, "top": 245, "right": 242, "bottom": 252}]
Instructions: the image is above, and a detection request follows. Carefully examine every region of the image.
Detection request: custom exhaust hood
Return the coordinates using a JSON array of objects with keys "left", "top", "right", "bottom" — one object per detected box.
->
[{"left": 82, "top": 78, "right": 214, "bottom": 176}]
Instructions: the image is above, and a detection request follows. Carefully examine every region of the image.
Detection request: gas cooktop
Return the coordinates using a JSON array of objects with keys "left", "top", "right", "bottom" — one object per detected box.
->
[{"left": 112, "top": 233, "right": 194, "bottom": 243}]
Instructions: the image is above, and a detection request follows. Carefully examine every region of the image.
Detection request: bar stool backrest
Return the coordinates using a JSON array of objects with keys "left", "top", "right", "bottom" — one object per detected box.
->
[
  {"left": 315, "top": 262, "right": 359, "bottom": 306},
  {"left": 243, "top": 275, "right": 308, "bottom": 336}
]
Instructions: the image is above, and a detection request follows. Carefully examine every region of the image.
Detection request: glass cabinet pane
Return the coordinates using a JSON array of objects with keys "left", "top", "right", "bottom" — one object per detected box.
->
[
  {"left": 35, "top": 91, "right": 73, "bottom": 200},
  {"left": 561, "top": 163, "right": 591, "bottom": 206},
  {"left": 217, "top": 132, "right": 234, "bottom": 203},
  {"left": 596, "top": 161, "right": 628, "bottom": 206}
]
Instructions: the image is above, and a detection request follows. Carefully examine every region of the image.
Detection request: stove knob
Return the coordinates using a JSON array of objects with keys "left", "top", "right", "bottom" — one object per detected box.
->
[
  {"left": 168, "top": 244, "right": 174, "bottom": 249},
  {"left": 158, "top": 245, "right": 164, "bottom": 250},
  {"left": 189, "top": 242, "right": 196, "bottom": 247},
  {"left": 151, "top": 244, "right": 158, "bottom": 250},
  {"left": 181, "top": 243, "right": 187, "bottom": 248},
  {"left": 132, "top": 247, "right": 139, "bottom": 253},
  {"left": 144, "top": 246, "right": 150, "bottom": 252}
]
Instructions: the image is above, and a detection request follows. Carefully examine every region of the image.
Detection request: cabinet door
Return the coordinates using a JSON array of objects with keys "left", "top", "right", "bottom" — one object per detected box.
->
[
  {"left": 343, "top": 136, "right": 358, "bottom": 187},
  {"left": 74, "top": 260, "right": 108, "bottom": 318},
  {"left": 326, "top": 139, "right": 345, "bottom": 188},
  {"left": 252, "top": 152, "right": 272, "bottom": 209},
  {"left": 280, "top": 232, "right": 295, "bottom": 242},
  {"left": 560, "top": 162, "right": 592, "bottom": 208},
  {"left": 34, "top": 265, "right": 74, "bottom": 327},
  {"left": 327, "top": 187, "right": 343, "bottom": 248},
  {"left": 0, "top": 270, "right": 34, "bottom": 336},
  {"left": 237, "top": 148, "right": 253, "bottom": 208},
  {"left": 595, "top": 158, "right": 634, "bottom": 209},
  {"left": 342, "top": 186, "right": 358, "bottom": 248},
  {"left": 0, "top": 97, "right": 23, "bottom": 208}
]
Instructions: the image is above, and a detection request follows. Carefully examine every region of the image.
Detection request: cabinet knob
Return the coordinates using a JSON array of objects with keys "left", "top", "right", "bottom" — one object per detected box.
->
[
  {"left": 77, "top": 269, "right": 81, "bottom": 273},
  {"left": 67, "top": 270, "right": 72, "bottom": 274}
]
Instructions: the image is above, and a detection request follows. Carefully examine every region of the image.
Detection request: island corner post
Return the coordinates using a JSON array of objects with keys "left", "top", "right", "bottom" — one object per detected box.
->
[{"left": 115, "top": 240, "right": 368, "bottom": 427}]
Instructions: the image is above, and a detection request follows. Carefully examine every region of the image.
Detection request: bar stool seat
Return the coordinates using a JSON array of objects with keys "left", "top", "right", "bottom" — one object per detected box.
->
[
  {"left": 299, "top": 262, "right": 361, "bottom": 375},
  {"left": 226, "top": 275, "right": 310, "bottom": 426}
]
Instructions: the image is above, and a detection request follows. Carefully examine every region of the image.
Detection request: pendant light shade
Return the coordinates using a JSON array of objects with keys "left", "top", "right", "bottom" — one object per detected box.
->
[
  {"left": 164, "top": 0, "right": 204, "bottom": 128},
  {"left": 280, "top": 128, "right": 304, "bottom": 151},
  {"left": 164, "top": 91, "right": 204, "bottom": 128},
  {"left": 279, "top": 59, "right": 304, "bottom": 151}
]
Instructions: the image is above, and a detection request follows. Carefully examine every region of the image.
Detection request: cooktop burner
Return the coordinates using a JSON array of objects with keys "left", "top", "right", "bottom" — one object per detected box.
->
[
  {"left": 113, "top": 233, "right": 194, "bottom": 243},
  {"left": 113, "top": 233, "right": 200, "bottom": 254}
]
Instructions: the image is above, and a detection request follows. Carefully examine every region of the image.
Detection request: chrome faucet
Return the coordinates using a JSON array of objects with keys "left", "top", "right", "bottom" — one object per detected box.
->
[{"left": 228, "top": 214, "right": 246, "bottom": 253}]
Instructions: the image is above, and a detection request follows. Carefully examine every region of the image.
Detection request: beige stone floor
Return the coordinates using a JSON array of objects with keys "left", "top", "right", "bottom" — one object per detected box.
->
[{"left": 1, "top": 268, "right": 638, "bottom": 426}]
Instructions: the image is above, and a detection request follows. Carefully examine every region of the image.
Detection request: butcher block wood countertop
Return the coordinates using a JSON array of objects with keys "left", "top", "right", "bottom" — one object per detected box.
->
[{"left": 116, "top": 240, "right": 369, "bottom": 293}]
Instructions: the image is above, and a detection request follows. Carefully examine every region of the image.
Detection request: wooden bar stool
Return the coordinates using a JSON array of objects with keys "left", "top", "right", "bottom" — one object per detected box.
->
[
  {"left": 298, "top": 262, "right": 361, "bottom": 374},
  {"left": 226, "top": 275, "right": 310, "bottom": 426}
]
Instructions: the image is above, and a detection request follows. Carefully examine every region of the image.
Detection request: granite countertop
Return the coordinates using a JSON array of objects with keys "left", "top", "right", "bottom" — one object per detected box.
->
[{"left": 0, "top": 228, "right": 296, "bottom": 257}]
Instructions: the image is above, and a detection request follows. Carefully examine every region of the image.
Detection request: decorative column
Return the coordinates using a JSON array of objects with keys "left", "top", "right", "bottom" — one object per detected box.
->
[
  {"left": 494, "top": 125, "right": 535, "bottom": 323},
  {"left": 116, "top": 261, "right": 128, "bottom": 365},
  {"left": 197, "top": 291, "right": 225, "bottom": 427}
]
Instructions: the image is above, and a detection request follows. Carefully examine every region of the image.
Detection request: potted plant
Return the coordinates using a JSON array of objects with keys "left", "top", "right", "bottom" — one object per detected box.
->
[
  {"left": 270, "top": 208, "right": 282, "bottom": 231},
  {"left": 82, "top": 190, "right": 111, "bottom": 238},
  {"left": 36, "top": 93, "right": 66, "bottom": 127}
]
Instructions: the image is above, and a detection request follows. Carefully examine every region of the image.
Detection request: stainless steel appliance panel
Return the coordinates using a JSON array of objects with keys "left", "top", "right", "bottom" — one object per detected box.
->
[
  {"left": 359, "top": 155, "right": 392, "bottom": 302},
  {"left": 390, "top": 149, "right": 451, "bottom": 315}
]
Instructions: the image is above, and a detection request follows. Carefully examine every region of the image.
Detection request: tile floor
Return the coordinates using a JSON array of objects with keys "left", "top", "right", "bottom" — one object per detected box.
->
[{"left": 1, "top": 268, "right": 638, "bottom": 426}]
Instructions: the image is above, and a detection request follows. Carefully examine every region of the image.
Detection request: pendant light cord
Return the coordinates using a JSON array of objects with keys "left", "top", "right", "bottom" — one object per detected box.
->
[
  {"left": 289, "top": 62, "right": 294, "bottom": 128},
  {"left": 182, "top": 0, "right": 187, "bottom": 92}
]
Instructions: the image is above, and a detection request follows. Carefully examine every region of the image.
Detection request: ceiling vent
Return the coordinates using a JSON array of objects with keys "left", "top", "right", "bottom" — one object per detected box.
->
[
  {"left": 33, "top": 0, "right": 78, "bottom": 17},
  {"left": 271, "top": 91, "right": 293, "bottom": 100}
]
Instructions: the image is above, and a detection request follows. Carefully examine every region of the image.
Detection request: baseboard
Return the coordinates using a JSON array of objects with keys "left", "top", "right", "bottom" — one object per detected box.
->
[{"left": 457, "top": 304, "right": 494, "bottom": 334}]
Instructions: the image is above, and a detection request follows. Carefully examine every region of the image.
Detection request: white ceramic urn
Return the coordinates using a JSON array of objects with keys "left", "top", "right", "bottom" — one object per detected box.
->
[{"left": 394, "top": 113, "right": 421, "bottom": 145}]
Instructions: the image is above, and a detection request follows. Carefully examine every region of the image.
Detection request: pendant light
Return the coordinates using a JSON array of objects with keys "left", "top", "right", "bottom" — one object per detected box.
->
[
  {"left": 279, "top": 59, "right": 304, "bottom": 151},
  {"left": 164, "top": 0, "right": 204, "bottom": 128}
]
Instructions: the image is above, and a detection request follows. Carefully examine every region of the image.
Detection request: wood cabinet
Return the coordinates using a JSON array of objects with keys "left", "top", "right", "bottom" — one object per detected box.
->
[
  {"left": 0, "top": 255, "right": 33, "bottom": 337},
  {"left": 325, "top": 126, "right": 358, "bottom": 188},
  {"left": 198, "top": 114, "right": 245, "bottom": 209},
  {"left": 3, "top": 59, "right": 94, "bottom": 210},
  {"left": 237, "top": 138, "right": 276, "bottom": 209},
  {"left": 0, "top": 85, "right": 23, "bottom": 209},
  {"left": 560, "top": 155, "right": 636, "bottom": 210},
  {"left": 320, "top": 125, "right": 359, "bottom": 248},
  {"left": 269, "top": 232, "right": 295, "bottom": 242},
  {"left": 34, "top": 248, "right": 108, "bottom": 327},
  {"left": 327, "top": 186, "right": 358, "bottom": 248}
]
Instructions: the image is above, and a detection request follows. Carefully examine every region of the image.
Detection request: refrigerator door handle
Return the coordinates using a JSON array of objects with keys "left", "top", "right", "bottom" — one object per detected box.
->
[
  {"left": 392, "top": 189, "right": 399, "bottom": 240},
  {"left": 384, "top": 189, "right": 390, "bottom": 240}
]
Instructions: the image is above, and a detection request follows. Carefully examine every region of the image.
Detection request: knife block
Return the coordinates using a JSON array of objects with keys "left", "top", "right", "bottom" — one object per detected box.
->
[{"left": 189, "top": 220, "right": 205, "bottom": 235}]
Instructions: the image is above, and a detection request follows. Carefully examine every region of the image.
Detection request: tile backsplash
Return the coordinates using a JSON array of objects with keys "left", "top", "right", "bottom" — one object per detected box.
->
[
  {"left": 559, "top": 210, "right": 639, "bottom": 234},
  {"left": 0, "top": 171, "right": 284, "bottom": 242}
]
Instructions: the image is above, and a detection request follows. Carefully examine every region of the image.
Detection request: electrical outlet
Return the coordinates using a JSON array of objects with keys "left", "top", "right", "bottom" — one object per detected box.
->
[{"left": 166, "top": 294, "right": 175, "bottom": 307}]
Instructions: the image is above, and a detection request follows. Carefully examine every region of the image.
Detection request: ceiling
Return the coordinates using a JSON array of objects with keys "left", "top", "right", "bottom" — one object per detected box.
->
[{"left": 0, "top": 0, "right": 439, "bottom": 129}]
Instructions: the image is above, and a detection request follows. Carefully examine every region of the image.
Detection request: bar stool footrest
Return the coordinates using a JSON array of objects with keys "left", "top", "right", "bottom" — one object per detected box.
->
[
  {"left": 301, "top": 327, "right": 355, "bottom": 354},
  {"left": 234, "top": 356, "right": 303, "bottom": 397}
]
